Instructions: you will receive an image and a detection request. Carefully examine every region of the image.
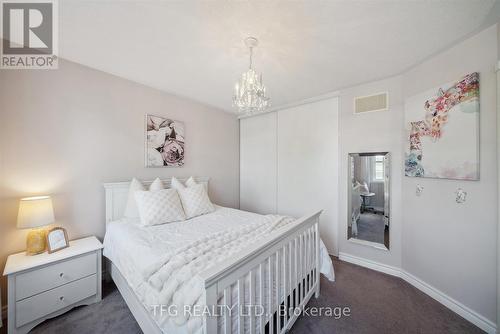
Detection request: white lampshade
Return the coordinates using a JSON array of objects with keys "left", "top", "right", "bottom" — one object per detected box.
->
[{"left": 17, "top": 196, "right": 55, "bottom": 229}]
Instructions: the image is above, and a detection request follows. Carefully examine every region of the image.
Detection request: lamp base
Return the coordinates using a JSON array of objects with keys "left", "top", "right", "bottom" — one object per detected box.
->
[{"left": 26, "top": 228, "right": 47, "bottom": 255}]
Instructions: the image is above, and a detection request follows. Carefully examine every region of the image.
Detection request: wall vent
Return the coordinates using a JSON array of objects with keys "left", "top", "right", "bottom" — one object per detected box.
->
[{"left": 354, "top": 92, "right": 388, "bottom": 114}]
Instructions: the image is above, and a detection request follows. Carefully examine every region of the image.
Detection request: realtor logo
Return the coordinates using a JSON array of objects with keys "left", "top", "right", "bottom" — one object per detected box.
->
[{"left": 1, "top": 0, "right": 58, "bottom": 69}]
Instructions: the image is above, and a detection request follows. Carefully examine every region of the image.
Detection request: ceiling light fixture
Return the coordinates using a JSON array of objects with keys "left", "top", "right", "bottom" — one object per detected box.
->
[{"left": 232, "top": 37, "right": 270, "bottom": 115}]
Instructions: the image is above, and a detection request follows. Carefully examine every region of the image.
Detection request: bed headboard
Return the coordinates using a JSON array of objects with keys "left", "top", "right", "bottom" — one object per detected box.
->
[{"left": 103, "top": 177, "right": 209, "bottom": 224}]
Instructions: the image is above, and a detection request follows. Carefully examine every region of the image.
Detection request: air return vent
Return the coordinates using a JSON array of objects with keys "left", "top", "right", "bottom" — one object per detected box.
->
[{"left": 354, "top": 92, "right": 388, "bottom": 114}]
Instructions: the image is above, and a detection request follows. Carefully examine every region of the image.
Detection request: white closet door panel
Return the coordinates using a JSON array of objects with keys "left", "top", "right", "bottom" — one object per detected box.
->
[
  {"left": 277, "top": 98, "right": 339, "bottom": 255},
  {"left": 240, "top": 112, "right": 277, "bottom": 214}
]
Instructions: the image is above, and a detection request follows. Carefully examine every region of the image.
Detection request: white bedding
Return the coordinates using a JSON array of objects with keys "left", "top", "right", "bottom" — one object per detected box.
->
[{"left": 104, "top": 206, "right": 334, "bottom": 334}]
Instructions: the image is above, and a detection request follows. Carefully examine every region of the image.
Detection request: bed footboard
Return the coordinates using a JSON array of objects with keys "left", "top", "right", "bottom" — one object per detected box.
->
[{"left": 200, "top": 211, "right": 322, "bottom": 334}]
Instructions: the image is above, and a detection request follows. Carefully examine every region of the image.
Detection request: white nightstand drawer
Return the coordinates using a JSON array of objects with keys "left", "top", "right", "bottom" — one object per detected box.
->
[
  {"left": 15, "top": 274, "right": 97, "bottom": 327},
  {"left": 16, "top": 252, "right": 97, "bottom": 301}
]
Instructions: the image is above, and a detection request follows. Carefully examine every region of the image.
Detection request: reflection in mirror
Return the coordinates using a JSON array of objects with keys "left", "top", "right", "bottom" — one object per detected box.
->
[{"left": 348, "top": 152, "right": 390, "bottom": 250}]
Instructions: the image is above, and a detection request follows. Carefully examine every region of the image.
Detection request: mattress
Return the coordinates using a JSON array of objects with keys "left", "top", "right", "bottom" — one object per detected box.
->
[{"left": 103, "top": 206, "right": 334, "bottom": 334}]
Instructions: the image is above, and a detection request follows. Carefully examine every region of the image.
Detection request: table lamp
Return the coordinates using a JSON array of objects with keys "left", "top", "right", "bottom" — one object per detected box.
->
[{"left": 17, "top": 196, "right": 55, "bottom": 255}]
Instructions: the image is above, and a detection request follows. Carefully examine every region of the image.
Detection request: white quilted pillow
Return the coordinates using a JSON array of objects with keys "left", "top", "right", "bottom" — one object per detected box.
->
[
  {"left": 171, "top": 176, "right": 196, "bottom": 189},
  {"left": 124, "top": 178, "right": 165, "bottom": 218},
  {"left": 177, "top": 183, "right": 215, "bottom": 219},
  {"left": 134, "top": 188, "right": 186, "bottom": 226},
  {"left": 149, "top": 178, "right": 165, "bottom": 191},
  {"left": 185, "top": 176, "right": 197, "bottom": 187}
]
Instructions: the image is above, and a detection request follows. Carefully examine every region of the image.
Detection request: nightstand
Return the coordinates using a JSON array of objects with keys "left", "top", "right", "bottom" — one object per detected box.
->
[{"left": 3, "top": 236, "right": 103, "bottom": 334}]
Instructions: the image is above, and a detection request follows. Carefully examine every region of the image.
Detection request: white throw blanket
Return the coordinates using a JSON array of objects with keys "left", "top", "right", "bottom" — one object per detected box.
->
[{"left": 132, "top": 214, "right": 330, "bottom": 333}]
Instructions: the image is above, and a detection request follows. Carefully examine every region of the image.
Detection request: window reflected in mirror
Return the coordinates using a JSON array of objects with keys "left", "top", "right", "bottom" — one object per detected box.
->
[{"left": 348, "top": 152, "right": 390, "bottom": 250}]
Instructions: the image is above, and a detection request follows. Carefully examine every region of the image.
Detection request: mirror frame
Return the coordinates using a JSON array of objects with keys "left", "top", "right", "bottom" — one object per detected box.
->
[{"left": 347, "top": 152, "right": 391, "bottom": 251}]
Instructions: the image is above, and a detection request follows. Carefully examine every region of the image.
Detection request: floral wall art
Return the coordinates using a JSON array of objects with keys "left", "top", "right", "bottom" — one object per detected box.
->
[
  {"left": 146, "top": 115, "right": 185, "bottom": 167},
  {"left": 404, "top": 72, "right": 479, "bottom": 180}
]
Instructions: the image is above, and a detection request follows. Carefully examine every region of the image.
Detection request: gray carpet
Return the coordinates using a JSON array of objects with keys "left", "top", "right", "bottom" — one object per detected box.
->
[
  {"left": 289, "top": 259, "right": 484, "bottom": 334},
  {"left": 356, "top": 212, "right": 386, "bottom": 245},
  {"left": 1, "top": 258, "right": 483, "bottom": 334}
]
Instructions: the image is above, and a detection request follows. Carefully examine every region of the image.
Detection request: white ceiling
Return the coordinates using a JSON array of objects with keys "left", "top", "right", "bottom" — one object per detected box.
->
[{"left": 60, "top": 0, "right": 500, "bottom": 112}]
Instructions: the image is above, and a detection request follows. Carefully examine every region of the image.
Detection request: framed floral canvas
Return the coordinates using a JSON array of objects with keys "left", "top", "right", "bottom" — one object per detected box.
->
[
  {"left": 145, "top": 115, "right": 185, "bottom": 167},
  {"left": 404, "top": 72, "right": 479, "bottom": 180}
]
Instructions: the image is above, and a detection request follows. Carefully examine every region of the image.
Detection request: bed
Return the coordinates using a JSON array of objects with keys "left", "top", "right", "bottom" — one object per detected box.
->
[{"left": 103, "top": 177, "right": 334, "bottom": 334}]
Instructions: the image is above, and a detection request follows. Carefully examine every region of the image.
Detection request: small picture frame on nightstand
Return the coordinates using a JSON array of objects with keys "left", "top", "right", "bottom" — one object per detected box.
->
[{"left": 46, "top": 227, "right": 69, "bottom": 253}]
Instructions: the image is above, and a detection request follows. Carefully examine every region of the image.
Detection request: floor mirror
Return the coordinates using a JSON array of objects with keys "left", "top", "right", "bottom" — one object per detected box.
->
[{"left": 348, "top": 152, "right": 390, "bottom": 250}]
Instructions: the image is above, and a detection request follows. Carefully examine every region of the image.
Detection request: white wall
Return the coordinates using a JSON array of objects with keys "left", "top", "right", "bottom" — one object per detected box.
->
[
  {"left": 338, "top": 76, "right": 404, "bottom": 268},
  {"left": 240, "top": 98, "right": 339, "bottom": 255},
  {"left": 0, "top": 59, "right": 240, "bottom": 308},
  {"left": 401, "top": 24, "right": 498, "bottom": 324},
  {"left": 337, "top": 24, "right": 498, "bottom": 330}
]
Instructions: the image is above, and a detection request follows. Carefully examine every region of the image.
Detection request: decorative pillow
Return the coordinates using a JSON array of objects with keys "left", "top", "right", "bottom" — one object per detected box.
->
[
  {"left": 134, "top": 188, "right": 186, "bottom": 226},
  {"left": 171, "top": 176, "right": 196, "bottom": 189},
  {"left": 177, "top": 183, "right": 215, "bottom": 219},
  {"left": 185, "top": 176, "right": 197, "bottom": 187},
  {"left": 171, "top": 176, "right": 185, "bottom": 190},
  {"left": 149, "top": 178, "right": 165, "bottom": 191},
  {"left": 124, "top": 178, "right": 164, "bottom": 218}
]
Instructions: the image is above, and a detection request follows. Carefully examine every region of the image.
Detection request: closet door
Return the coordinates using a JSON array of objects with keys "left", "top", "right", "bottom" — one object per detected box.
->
[
  {"left": 240, "top": 112, "right": 277, "bottom": 214},
  {"left": 277, "top": 98, "right": 339, "bottom": 255}
]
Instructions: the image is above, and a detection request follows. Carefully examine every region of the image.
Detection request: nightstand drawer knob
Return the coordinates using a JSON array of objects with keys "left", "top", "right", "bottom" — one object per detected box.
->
[
  {"left": 59, "top": 272, "right": 64, "bottom": 278},
  {"left": 59, "top": 296, "right": 64, "bottom": 301}
]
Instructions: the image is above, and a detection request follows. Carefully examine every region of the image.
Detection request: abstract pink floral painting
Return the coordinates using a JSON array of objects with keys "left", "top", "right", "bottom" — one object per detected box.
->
[
  {"left": 404, "top": 72, "right": 479, "bottom": 180},
  {"left": 146, "top": 115, "right": 185, "bottom": 167}
]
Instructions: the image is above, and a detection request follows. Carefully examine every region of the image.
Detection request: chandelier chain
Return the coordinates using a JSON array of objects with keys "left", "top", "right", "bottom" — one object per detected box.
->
[{"left": 249, "top": 46, "right": 253, "bottom": 70}]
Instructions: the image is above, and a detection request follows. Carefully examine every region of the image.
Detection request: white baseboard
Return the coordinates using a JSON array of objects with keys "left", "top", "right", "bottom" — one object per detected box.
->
[
  {"left": 338, "top": 252, "right": 401, "bottom": 277},
  {"left": 400, "top": 270, "right": 497, "bottom": 334},
  {"left": 338, "top": 252, "right": 497, "bottom": 334}
]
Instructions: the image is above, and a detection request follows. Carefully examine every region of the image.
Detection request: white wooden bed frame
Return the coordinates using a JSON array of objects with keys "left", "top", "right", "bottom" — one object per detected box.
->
[{"left": 103, "top": 177, "right": 322, "bottom": 334}]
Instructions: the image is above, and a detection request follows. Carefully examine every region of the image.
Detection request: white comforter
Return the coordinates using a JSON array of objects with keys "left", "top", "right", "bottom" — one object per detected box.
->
[{"left": 104, "top": 206, "right": 334, "bottom": 334}]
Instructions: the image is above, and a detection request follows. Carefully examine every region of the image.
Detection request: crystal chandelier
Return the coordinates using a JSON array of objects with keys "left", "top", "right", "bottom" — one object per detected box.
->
[{"left": 233, "top": 37, "right": 270, "bottom": 114}]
